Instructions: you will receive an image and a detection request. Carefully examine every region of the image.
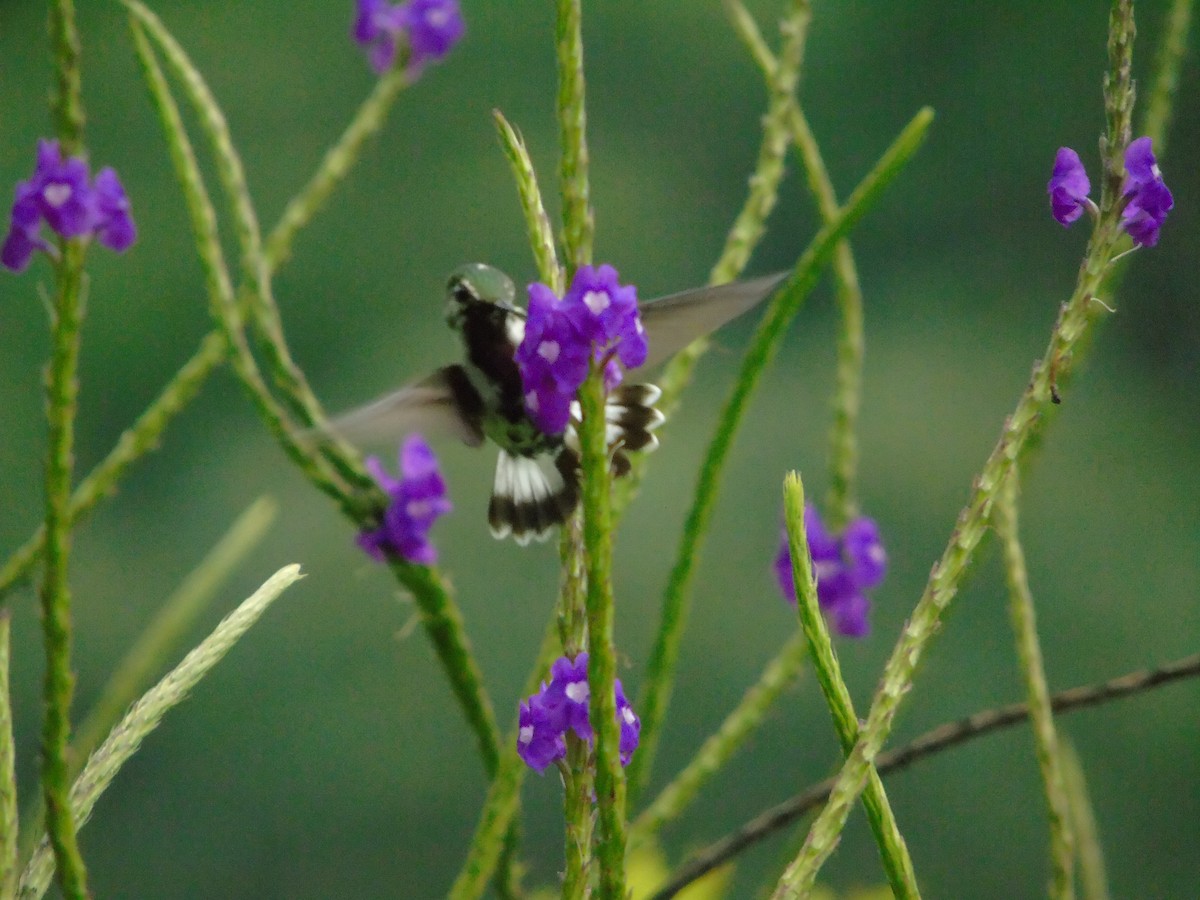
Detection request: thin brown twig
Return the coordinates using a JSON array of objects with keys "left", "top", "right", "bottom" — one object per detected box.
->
[{"left": 651, "top": 652, "right": 1200, "bottom": 899}]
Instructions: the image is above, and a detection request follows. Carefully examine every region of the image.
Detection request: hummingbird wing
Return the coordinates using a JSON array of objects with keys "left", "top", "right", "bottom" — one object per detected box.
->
[
  {"left": 633, "top": 271, "right": 787, "bottom": 372},
  {"left": 323, "top": 365, "right": 486, "bottom": 448}
]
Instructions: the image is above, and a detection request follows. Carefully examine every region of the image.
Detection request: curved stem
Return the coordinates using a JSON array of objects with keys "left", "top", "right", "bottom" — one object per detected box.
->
[{"left": 630, "top": 107, "right": 933, "bottom": 802}]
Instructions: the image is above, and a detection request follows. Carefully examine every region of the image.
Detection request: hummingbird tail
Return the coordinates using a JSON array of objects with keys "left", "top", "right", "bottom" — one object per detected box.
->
[
  {"left": 489, "top": 383, "right": 666, "bottom": 544},
  {"left": 488, "top": 450, "right": 579, "bottom": 545}
]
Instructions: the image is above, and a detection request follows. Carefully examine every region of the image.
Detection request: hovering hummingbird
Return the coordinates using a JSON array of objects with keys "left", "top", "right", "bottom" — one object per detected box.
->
[{"left": 328, "top": 264, "right": 785, "bottom": 544}]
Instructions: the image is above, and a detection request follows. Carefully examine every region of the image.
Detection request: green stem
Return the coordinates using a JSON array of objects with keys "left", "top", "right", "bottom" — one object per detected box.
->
[
  {"left": 655, "top": 651, "right": 1200, "bottom": 899},
  {"left": 791, "top": 106, "right": 864, "bottom": 531},
  {"left": 612, "top": 3, "right": 809, "bottom": 522},
  {"left": 131, "top": 14, "right": 502, "bottom": 791},
  {"left": 579, "top": 368, "right": 626, "bottom": 899},
  {"left": 630, "top": 108, "right": 933, "bottom": 801},
  {"left": 781, "top": 474, "right": 919, "bottom": 898},
  {"left": 390, "top": 563, "right": 502, "bottom": 777},
  {"left": 639, "top": 0, "right": 809, "bottom": 464},
  {"left": 778, "top": 6, "right": 1135, "bottom": 890},
  {"left": 555, "top": 0, "right": 592, "bottom": 271},
  {"left": 264, "top": 68, "right": 410, "bottom": 271},
  {"left": 996, "top": 473, "right": 1075, "bottom": 900},
  {"left": 0, "top": 329, "right": 227, "bottom": 607},
  {"left": 1059, "top": 739, "right": 1111, "bottom": 900},
  {"left": 727, "top": 0, "right": 865, "bottom": 529},
  {"left": 561, "top": 739, "right": 596, "bottom": 900},
  {"left": 448, "top": 616, "right": 562, "bottom": 900},
  {"left": 0, "top": 612, "right": 16, "bottom": 900},
  {"left": 629, "top": 630, "right": 807, "bottom": 847},
  {"left": 129, "top": 18, "right": 363, "bottom": 516},
  {"left": 39, "top": 240, "right": 90, "bottom": 900},
  {"left": 558, "top": 514, "right": 591, "bottom": 898},
  {"left": 49, "top": 0, "right": 84, "bottom": 156},
  {"left": 124, "top": 0, "right": 373, "bottom": 496},
  {"left": 1139, "top": 0, "right": 1193, "bottom": 154}
]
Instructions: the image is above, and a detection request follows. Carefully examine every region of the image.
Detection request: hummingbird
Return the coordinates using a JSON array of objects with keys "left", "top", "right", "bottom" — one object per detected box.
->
[{"left": 328, "top": 264, "right": 785, "bottom": 544}]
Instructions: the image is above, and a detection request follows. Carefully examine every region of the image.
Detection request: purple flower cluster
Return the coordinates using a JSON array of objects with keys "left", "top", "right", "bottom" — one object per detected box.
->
[
  {"left": 1047, "top": 137, "right": 1174, "bottom": 247},
  {"left": 357, "top": 434, "right": 452, "bottom": 565},
  {"left": 514, "top": 264, "right": 648, "bottom": 435},
  {"left": 353, "top": 0, "right": 464, "bottom": 76},
  {"left": 2, "top": 140, "right": 135, "bottom": 273},
  {"left": 774, "top": 504, "right": 886, "bottom": 638},
  {"left": 517, "top": 653, "right": 641, "bottom": 773}
]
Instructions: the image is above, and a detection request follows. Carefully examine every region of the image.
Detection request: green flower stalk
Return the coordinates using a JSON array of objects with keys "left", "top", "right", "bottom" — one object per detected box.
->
[
  {"left": 0, "top": 611, "right": 16, "bottom": 899},
  {"left": 996, "top": 473, "right": 1074, "bottom": 900},
  {"left": 38, "top": 236, "right": 90, "bottom": 900},
  {"left": 630, "top": 630, "right": 808, "bottom": 847},
  {"left": 631, "top": 106, "right": 933, "bottom": 802},
  {"left": 779, "top": 4, "right": 1139, "bottom": 892},
  {"left": 578, "top": 367, "right": 627, "bottom": 899},
  {"left": 726, "top": 0, "right": 868, "bottom": 530},
  {"left": 782, "top": 473, "right": 918, "bottom": 899},
  {"left": 39, "top": 2, "right": 91, "bottom": 885},
  {"left": 556, "top": 0, "right": 592, "bottom": 271}
]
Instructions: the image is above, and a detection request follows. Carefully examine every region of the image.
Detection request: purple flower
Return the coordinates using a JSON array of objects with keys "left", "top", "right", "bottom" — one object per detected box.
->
[
  {"left": 514, "top": 264, "right": 646, "bottom": 435},
  {"left": 353, "top": 0, "right": 407, "bottom": 73},
  {"left": 515, "top": 283, "right": 592, "bottom": 434},
  {"left": 91, "top": 168, "right": 137, "bottom": 252},
  {"left": 541, "top": 653, "right": 593, "bottom": 740},
  {"left": 774, "top": 504, "right": 887, "bottom": 638},
  {"left": 1120, "top": 137, "right": 1173, "bottom": 247},
  {"left": 516, "top": 652, "right": 641, "bottom": 772},
  {"left": 1047, "top": 147, "right": 1092, "bottom": 226},
  {"left": 564, "top": 264, "right": 648, "bottom": 372},
  {"left": 398, "top": 0, "right": 465, "bottom": 73},
  {"left": 517, "top": 695, "right": 566, "bottom": 773},
  {"left": 1, "top": 140, "right": 136, "bottom": 273},
  {"left": 357, "top": 434, "right": 452, "bottom": 565},
  {"left": 615, "top": 679, "right": 641, "bottom": 766},
  {"left": 1047, "top": 138, "right": 1173, "bottom": 247},
  {"left": 352, "top": 0, "right": 463, "bottom": 76}
]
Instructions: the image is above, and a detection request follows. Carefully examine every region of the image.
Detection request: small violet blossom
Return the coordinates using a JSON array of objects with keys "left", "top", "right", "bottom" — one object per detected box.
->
[
  {"left": 357, "top": 434, "right": 452, "bottom": 565},
  {"left": 1120, "top": 136, "right": 1174, "bottom": 248},
  {"left": 514, "top": 264, "right": 648, "bottom": 435},
  {"left": 352, "top": 0, "right": 464, "bottom": 76},
  {"left": 2, "top": 139, "right": 136, "bottom": 273},
  {"left": 1047, "top": 148, "right": 1092, "bottom": 226},
  {"left": 774, "top": 504, "right": 887, "bottom": 639},
  {"left": 517, "top": 652, "right": 641, "bottom": 773},
  {"left": 1047, "top": 137, "right": 1173, "bottom": 247}
]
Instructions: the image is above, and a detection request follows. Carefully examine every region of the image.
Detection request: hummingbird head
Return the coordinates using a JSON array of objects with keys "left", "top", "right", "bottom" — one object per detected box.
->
[{"left": 445, "top": 263, "right": 518, "bottom": 331}]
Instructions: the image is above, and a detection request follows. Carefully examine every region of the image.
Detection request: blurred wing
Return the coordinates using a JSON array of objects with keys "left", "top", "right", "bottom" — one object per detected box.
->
[
  {"left": 634, "top": 271, "right": 787, "bottom": 371},
  {"left": 323, "top": 365, "right": 485, "bottom": 448}
]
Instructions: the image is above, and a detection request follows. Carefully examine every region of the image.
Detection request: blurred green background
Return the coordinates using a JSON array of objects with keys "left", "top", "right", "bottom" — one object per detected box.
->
[{"left": 2, "top": 1, "right": 1198, "bottom": 897}]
